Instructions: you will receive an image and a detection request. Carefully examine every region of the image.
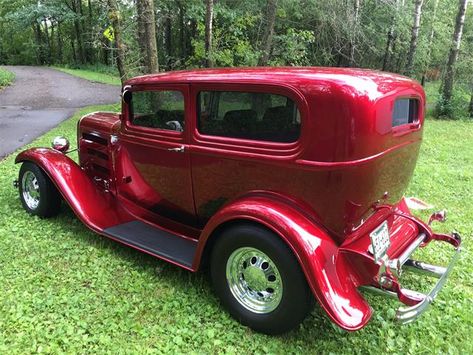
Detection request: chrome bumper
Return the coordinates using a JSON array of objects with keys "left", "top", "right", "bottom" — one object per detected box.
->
[
  {"left": 361, "top": 231, "right": 461, "bottom": 324},
  {"left": 396, "top": 243, "right": 461, "bottom": 323}
]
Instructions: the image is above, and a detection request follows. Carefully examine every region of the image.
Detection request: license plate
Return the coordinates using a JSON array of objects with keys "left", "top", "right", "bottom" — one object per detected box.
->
[{"left": 369, "top": 221, "right": 390, "bottom": 262}]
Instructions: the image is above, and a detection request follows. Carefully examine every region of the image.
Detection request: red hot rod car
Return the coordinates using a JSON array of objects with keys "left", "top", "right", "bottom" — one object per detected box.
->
[{"left": 14, "top": 67, "right": 461, "bottom": 334}]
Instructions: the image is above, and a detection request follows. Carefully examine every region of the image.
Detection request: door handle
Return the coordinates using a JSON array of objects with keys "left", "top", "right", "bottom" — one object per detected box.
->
[{"left": 167, "top": 145, "right": 185, "bottom": 153}]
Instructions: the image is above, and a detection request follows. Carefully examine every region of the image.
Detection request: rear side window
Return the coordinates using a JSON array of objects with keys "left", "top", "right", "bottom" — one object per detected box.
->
[
  {"left": 198, "top": 91, "right": 301, "bottom": 143},
  {"left": 392, "top": 98, "right": 419, "bottom": 127},
  {"left": 130, "top": 90, "right": 185, "bottom": 132}
]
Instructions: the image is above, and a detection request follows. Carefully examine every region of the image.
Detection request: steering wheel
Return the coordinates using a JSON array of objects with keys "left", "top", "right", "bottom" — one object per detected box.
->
[{"left": 165, "top": 120, "right": 184, "bottom": 132}]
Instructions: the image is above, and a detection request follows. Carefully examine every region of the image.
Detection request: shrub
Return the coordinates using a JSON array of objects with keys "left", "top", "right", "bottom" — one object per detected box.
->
[{"left": 0, "top": 67, "right": 15, "bottom": 88}]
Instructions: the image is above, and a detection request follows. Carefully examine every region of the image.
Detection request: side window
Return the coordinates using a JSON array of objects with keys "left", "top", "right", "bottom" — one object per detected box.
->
[
  {"left": 130, "top": 90, "right": 185, "bottom": 132},
  {"left": 198, "top": 91, "right": 301, "bottom": 143},
  {"left": 392, "top": 98, "right": 419, "bottom": 127}
]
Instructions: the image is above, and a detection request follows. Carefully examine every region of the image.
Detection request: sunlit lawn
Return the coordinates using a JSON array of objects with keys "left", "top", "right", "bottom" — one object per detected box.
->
[
  {"left": 53, "top": 66, "right": 121, "bottom": 86},
  {"left": 0, "top": 104, "right": 472, "bottom": 353}
]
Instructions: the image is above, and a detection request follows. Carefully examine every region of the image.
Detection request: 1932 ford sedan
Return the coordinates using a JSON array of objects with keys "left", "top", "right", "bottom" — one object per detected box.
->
[{"left": 14, "top": 68, "right": 461, "bottom": 334}]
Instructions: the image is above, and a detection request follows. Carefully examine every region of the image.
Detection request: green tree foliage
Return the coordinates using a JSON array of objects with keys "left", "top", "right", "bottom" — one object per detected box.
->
[{"left": 0, "top": 0, "right": 472, "bottom": 118}]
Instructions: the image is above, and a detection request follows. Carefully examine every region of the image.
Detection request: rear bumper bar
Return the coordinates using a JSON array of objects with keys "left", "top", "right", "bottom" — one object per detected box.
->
[
  {"left": 361, "top": 231, "right": 461, "bottom": 324},
  {"left": 396, "top": 238, "right": 461, "bottom": 324}
]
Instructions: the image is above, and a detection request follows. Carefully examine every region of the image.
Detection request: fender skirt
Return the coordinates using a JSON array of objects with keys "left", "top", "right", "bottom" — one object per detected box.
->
[
  {"left": 15, "top": 148, "right": 133, "bottom": 232},
  {"left": 196, "top": 193, "right": 372, "bottom": 331}
]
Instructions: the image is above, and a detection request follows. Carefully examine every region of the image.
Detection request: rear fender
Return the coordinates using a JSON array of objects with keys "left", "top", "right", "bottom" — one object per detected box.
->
[
  {"left": 195, "top": 191, "right": 372, "bottom": 330},
  {"left": 15, "top": 148, "right": 132, "bottom": 232}
]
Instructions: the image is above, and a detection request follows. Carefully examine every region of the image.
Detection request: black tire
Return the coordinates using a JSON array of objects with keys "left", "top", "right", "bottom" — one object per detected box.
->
[
  {"left": 210, "top": 223, "right": 312, "bottom": 335},
  {"left": 18, "top": 162, "right": 61, "bottom": 218}
]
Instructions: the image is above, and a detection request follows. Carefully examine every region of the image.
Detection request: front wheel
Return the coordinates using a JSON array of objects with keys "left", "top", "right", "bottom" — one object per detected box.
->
[
  {"left": 19, "top": 162, "right": 61, "bottom": 218},
  {"left": 210, "top": 224, "right": 312, "bottom": 334}
]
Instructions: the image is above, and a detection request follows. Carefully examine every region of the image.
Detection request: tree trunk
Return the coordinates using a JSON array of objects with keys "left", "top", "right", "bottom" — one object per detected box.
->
[
  {"left": 78, "top": 0, "right": 92, "bottom": 62},
  {"left": 348, "top": 0, "right": 361, "bottom": 67},
  {"left": 469, "top": 89, "right": 473, "bottom": 118},
  {"left": 57, "top": 21, "right": 63, "bottom": 63},
  {"left": 421, "top": 0, "right": 439, "bottom": 85},
  {"left": 178, "top": 2, "right": 186, "bottom": 60},
  {"left": 394, "top": 42, "right": 406, "bottom": 73},
  {"left": 405, "top": 0, "right": 424, "bottom": 76},
  {"left": 72, "top": 0, "right": 85, "bottom": 63},
  {"left": 164, "top": 12, "right": 172, "bottom": 61},
  {"left": 187, "top": 19, "right": 196, "bottom": 58},
  {"left": 107, "top": 0, "right": 127, "bottom": 83},
  {"left": 87, "top": 0, "right": 95, "bottom": 62},
  {"left": 102, "top": 41, "right": 109, "bottom": 66},
  {"left": 50, "top": 21, "right": 56, "bottom": 63},
  {"left": 136, "top": 0, "right": 147, "bottom": 69},
  {"left": 88, "top": 0, "right": 93, "bottom": 21},
  {"left": 204, "top": 0, "right": 214, "bottom": 67},
  {"left": 32, "top": 22, "right": 44, "bottom": 65},
  {"left": 441, "top": 0, "right": 469, "bottom": 105},
  {"left": 136, "top": 0, "right": 159, "bottom": 73},
  {"left": 382, "top": 0, "right": 399, "bottom": 71},
  {"left": 259, "top": 0, "right": 278, "bottom": 66},
  {"left": 43, "top": 18, "right": 52, "bottom": 64},
  {"left": 70, "top": 38, "right": 77, "bottom": 63}
]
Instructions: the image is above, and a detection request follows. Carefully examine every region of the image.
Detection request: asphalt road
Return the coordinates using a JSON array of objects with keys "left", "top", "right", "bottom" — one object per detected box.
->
[{"left": 0, "top": 66, "right": 120, "bottom": 158}]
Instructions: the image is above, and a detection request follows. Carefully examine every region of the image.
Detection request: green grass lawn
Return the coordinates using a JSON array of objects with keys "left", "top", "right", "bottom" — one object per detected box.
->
[
  {"left": 0, "top": 67, "right": 15, "bottom": 89},
  {"left": 53, "top": 65, "right": 121, "bottom": 86},
  {"left": 0, "top": 105, "right": 472, "bottom": 353}
]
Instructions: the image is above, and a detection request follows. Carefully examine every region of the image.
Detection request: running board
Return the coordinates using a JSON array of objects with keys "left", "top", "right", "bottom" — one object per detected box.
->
[{"left": 104, "top": 220, "right": 197, "bottom": 268}]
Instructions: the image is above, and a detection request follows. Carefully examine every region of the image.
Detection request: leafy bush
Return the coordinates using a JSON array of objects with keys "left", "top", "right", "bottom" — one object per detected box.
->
[
  {"left": 434, "top": 84, "right": 472, "bottom": 119},
  {"left": 0, "top": 67, "right": 15, "bottom": 88}
]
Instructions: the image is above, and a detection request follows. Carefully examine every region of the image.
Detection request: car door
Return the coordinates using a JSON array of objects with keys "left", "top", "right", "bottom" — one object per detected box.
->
[
  {"left": 115, "top": 83, "right": 196, "bottom": 226},
  {"left": 189, "top": 83, "right": 306, "bottom": 226}
]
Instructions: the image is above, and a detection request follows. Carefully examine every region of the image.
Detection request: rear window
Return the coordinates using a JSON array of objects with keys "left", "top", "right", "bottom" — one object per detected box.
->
[
  {"left": 197, "top": 91, "right": 301, "bottom": 143},
  {"left": 392, "top": 98, "right": 419, "bottom": 127}
]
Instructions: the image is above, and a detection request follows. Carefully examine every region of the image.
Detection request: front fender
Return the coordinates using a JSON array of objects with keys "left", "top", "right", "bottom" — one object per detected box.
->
[
  {"left": 195, "top": 192, "right": 372, "bottom": 331},
  {"left": 15, "top": 148, "right": 132, "bottom": 232}
]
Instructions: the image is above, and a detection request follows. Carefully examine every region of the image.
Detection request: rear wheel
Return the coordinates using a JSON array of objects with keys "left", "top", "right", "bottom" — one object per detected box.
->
[
  {"left": 19, "top": 162, "right": 61, "bottom": 218},
  {"left": 210, "top": 223, "right": 312, "bottom": 334}
]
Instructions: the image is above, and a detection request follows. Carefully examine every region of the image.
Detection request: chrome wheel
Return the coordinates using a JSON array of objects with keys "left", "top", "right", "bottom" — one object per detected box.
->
[
  {"left": 226, "top": 247, "right": 283, "bottom": 314},
  {"left": 21, "top": 171, "right": 40, "bottom": 210}
]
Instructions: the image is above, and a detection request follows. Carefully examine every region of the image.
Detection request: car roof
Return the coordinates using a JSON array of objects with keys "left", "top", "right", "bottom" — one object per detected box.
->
[{"left": 125, "top": 67, "right": 422, "bottom": 99}]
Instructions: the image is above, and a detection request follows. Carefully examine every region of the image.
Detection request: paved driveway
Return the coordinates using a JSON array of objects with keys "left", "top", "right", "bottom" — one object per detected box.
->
[{"left": 0, "top": 66, "right": 120, "bottom": 158}]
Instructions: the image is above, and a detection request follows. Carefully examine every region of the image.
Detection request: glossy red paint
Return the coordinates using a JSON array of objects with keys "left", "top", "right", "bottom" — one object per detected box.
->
[
  {"left": 15, "top": 148, "right": 199, "bottom": 271},
  {"left": 15, "top": 148, "right": 132, "bottom": 232},
  {"left": 195, "top": 191, "right": 373, "bottom": 330},
  {"left": 117, "top": 84, "right": 197, "bottom": 226},
  {"left": 338, "top": 203, "right": 421, "bottom": 287},
  {"left": 16, "top": 67, "right": 458, "bottom": 332},
  {"left": 124, "top": 68, "right": 425, "bottom": 238}
]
